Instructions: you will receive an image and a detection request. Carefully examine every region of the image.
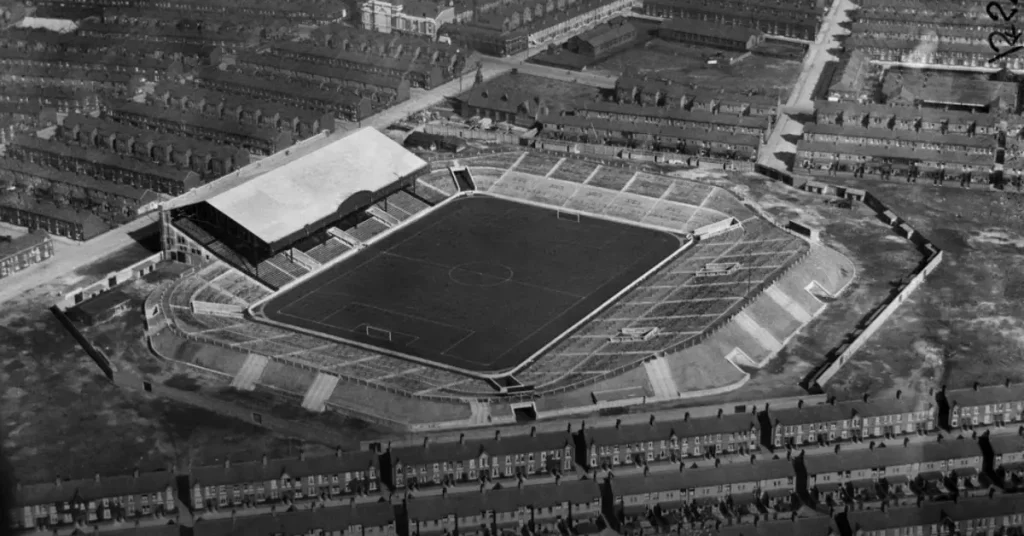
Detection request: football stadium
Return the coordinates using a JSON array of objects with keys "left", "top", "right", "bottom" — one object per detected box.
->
[{"left": 151, "top": 128, "right": 853, "bottom": 426}]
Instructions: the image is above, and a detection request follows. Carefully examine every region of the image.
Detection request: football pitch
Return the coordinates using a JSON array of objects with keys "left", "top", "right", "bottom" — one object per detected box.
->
[{"left": 255, "top": 195, "right": 682, "bottom": 374}]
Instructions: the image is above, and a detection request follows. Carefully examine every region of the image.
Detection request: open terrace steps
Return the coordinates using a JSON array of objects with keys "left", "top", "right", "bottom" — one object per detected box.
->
[
  {"left": 389, "top": 189, "right": 431, "bottom": 215},
  {"left": 216, "top": 271, "right": 271, "bottom": 304},
  {"left": 304, "top": 237, "right": 351, "bottom": 264},
  {"left": 326, "top": 378, "right": 472, "bottom": 424},
  {"left": 257, "top": 359, "right": 318, "bottom": 394},
  {"left": 480, "top": 169, "right": 731, "bottom": 233},
  {"left": 151, "top": 330, "right": 249, "bottom": 377},
  {"left": 663, "top": 345, "right": 749, "bottom": 392},
  {"left": 347, "top": 217, "right": 389, "bottom": 242},
  {"left": 420, "top": 170, "right": 458, "bottom": 196}
]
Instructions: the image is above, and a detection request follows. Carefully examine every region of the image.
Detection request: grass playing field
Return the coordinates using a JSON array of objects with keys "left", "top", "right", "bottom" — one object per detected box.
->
[{"left": 256, "top": 195, "right": 682, "bottom": 374}]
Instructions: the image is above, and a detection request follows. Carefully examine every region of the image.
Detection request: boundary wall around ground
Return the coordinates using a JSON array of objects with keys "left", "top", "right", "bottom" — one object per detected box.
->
[{"left": 752, "top": 164, "right": 946, "bottom": 391}]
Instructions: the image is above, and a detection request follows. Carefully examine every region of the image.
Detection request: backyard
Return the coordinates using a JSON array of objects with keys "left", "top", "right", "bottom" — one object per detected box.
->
[{"left": 590, "top": 39, "right": 803, "bottom": 101}]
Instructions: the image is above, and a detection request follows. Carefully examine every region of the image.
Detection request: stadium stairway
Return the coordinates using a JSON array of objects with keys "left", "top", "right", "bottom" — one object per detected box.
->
[
  {"left": 644, "top": 356, "right": 679, "bottom": 399},
  {"left": 289, "top": 248, "right": 322, "bottom": 271},
  {"left": 732, "top": 311, "right": 783, "bottom": 357},
  {"left": 301, "top": 372, "right": 340, "bottom": 413},
  {"left": 764, "top": 285, "right": 813, "bottom": 323},
  {"left": 328, "top": 226, "right": 362, "bottom": 248},
  {"left": 450, "top": 167, "right": 476, "bottom": 191},
  {"left": 231, "top": 353, "right": 270, "bottom": 391},
  {"left": 366, "top": 205, "right": 402, "bottom": 227}
]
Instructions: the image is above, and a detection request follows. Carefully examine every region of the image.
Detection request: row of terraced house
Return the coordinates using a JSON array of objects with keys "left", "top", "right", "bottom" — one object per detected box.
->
[
  {"left": 438, "top": 0, "right": 634, "bottom": 57},
  {"left": 11, "top": 384, "right": 1024, "bottom": 534},
  {"left": 640, "top": 0, "right": 824, "bottom": 41},
  {"left": 31, "top": 0, "right": 349, "bottom": 22},
  {"left": 795, "top": 100, "right": 1014, "bottom": 179}
]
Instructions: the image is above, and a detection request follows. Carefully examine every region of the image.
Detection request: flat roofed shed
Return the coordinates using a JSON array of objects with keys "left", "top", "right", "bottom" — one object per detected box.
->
[{"left": 203, "top": 127, "right": 428, "bottom": 247}]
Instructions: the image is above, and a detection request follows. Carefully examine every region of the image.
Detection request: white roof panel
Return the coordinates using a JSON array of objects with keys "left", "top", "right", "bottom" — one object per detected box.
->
[{"left": 205, "top": 127, "right": 426, "bottom": 245}]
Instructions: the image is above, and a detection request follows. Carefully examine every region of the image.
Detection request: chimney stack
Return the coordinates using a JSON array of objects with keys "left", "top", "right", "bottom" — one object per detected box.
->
[
  {"left": 133, "top": 468, "right": 139, "bottom": 478},
  {"left": 797, "top": 399, "right": 803, "bottom": 409},
  {"left": 424, "top": 437, "right": 430, "bottom": 448},
  {"left": 94, "top": 473, "right": 100, "bottom": 483},
  {"left": 1006, "top": 378, "right": 1012, "bottom": 388},
  {"left": 615, "top": 419, "right": 621, "bottom": 429},
  {"left": 495, "top": 430, "right": 501, "bottom": 441},
  {"left": 649, "top": 415, "right": 655, "bottom": 426},
  {"left": 224, "top": 459, "right": 231, "bottom": 469},
  {"left": 684, "top": 412, "right": 689, "bottom": 422},
  {"left": 299, "top": 449, "right": 305, "bottom": 461},
  {"left": 262, "top": 454, "right": 268, "bottom": 466},
  {"left": 336, "top": 447, "right": 343, "bottom": 458},
  {"left": 567, "top": 423, "right": 572, "bottom": 434},
  {"left": 896, "top": 390, "right": 902, "bottom": 400},
  {"left": 863, "top": 393, "right": 869, "bottom": 403},
  {"left": 459, "top": 433, "right": 465, "bottom": 445},
  {"left": 717, "top": 408, "right": 723, "bottom": 419},
  {"left": 531, "top": 426, "right": 536, "bottom": 437},
  {"left": 974, "top": 382, "right": 980, "bottom": 391}
]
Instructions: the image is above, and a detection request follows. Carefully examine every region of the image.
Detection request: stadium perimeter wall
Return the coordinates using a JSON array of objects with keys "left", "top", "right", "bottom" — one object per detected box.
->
[{"left": 752, "top": 164, "right": 946, "bottom": 391}]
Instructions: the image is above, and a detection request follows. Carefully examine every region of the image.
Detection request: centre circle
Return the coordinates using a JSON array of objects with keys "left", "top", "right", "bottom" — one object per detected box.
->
[{"left": 448, "top": 262, "right": 514, "bottom": 287}]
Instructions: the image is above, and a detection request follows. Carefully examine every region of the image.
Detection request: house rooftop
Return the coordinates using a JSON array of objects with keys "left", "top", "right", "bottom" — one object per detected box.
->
[
  {"left": 802, "top": 437, "right": 982, "bottom": 475},
  {"left": 944, "top": 383, "right": 1024, "bottom": 408},
  {"left": 0, "top": 228, "right": 49, "bottom": 259}
]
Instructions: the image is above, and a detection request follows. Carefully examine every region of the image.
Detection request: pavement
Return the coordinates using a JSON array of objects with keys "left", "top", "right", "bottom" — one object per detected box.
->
[
  {"left": 0, "top": 212, "right": 159, "bottom": 305},
  {"left": 759, "top": 0, "right": 856, "bottom": 171}
]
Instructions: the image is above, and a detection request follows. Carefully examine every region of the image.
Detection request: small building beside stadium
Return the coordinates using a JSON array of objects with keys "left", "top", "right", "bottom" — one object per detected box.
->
[{"left": 67, "top": 289, "right": 134, "bottom": 326}]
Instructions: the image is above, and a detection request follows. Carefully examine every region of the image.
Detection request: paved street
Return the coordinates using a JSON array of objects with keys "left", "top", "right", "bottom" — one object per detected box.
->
[
  {"left": 759, "top": 0, "right": 856, "bottom": 170},
  {"left": 0, "top": 212, "right": 159, "bottom": 305}
]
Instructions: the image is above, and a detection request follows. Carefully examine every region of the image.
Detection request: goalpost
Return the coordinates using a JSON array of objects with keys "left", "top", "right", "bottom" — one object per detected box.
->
[
  {"left": 557, "top": 210, "right": 581, "bottom": 223},
  {"left": 364, "top": 325, "right": 393, "bottom": 342}
]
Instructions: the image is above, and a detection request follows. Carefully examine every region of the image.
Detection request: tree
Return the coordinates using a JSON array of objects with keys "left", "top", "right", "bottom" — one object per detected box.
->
[{"left": 50, "top": 182, "right": 71, "bottom": 206}]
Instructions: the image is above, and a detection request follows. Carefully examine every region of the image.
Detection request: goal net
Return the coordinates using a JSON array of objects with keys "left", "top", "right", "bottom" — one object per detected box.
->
[
  {"left": 557, "top": 210, "right": 581, "bottom": 223},
  {"left": 365, "top": 325, "right": 393, "bottom": 342}
]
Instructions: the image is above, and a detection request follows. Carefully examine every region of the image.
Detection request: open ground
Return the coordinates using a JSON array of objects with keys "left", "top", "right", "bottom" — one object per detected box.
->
[
  {"left": 644, "top": 168, "right": 1024, "bottom": 406},
  {"left": 589, "top": 39, "right": 803, "bottom": 100},
  {"left": 0, "top": 244, "right": 343, "bottom": 485}
]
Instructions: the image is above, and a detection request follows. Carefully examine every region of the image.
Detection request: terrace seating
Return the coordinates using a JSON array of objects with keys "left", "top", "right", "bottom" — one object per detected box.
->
[
  {"left": 390, "top": 189, "right": 431, "bottom": 214},
  {"left": 267, "top": 252, "right": 309, "bottom": 278},
  {"left": 305, "top": 237, "right": 350, "bottom": 264},
  {"left": 255, "top": 260, "right": 293, "bottom": 289},
  {"left": 347, "top": 218, "right": 389, "bottom": 242}
]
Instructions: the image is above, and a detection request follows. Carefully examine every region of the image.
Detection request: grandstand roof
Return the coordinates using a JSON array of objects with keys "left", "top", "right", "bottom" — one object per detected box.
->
[{"left": 204, "top": 127, "right": 427, "bottom": 245}]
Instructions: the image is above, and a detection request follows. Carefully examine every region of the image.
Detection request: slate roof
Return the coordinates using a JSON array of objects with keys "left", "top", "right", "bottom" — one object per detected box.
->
[
  {"left": 391, "top": 431, "right": 574, "bottom": 466},
  {"left": 576, "top": 21, "right": 636, "bottom": 48},
  {"left": 193, "top": 501, "right": 396, "bottom": 536},
  {"left": 189, "top": 451, "right": 379, "bottom": 488},
  {"left": 611, "top": 458, "right": 794, "bottom": 497},
  {"left": 803, "top": 123, "right": 997, "bottom": 150},
  {"left": 540, "top": 114, "right": 761, "bottom": 147},
  {"left": 0, "top": 159, "right": 155, "bottom": 202},
  {"left": 795, "top": 139, "right": 995, "bottom": 167},
  {"left": 109, "top": 102, "right": 283, "bottom": 145},
  {"left": 15, "top": 469, "right": 175, "bottom": 507},
  {"left": 584, "top": 413, "right": 758, "bottom": 447},
  {"left": 235, "top": 53, "right": 407, "bottom": 90},
  {"left": 845, "top": 495, "right": 1024, "bottom": 532},
  {"left": 0, "top": 228, "right": 49, "bottom": 258},
  {"left": 0, "top": 193, "right": 110, "bottom": 239},
  {"left": 194, "top": 67, "right": 368, "bottom": 109},
  {"left": 812, "top": 100, "right": 998, "bottom": 128},
  {"left": 944, "top": 383, "right": 1024, "bottom": 408},
  {"left": 578, "top": 100, "right": 771, "bottom": 130},
  {"left": 829, "top": 50, "right": 871, "bottom": 95},
  {"left": 881, "top": 69, "right": 1018, "bottom": 109},
  {"left": 802, "top": 438, "right": 982, "bottom": 475},
  {"left": 659, "top": 18, "right": 764, "bottom": 43},
  {"left": 405, "top": 479, "right": 600, "bottom": 522}
]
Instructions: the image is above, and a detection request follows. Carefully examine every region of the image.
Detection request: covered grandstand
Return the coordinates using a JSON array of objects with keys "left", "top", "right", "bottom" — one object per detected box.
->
[{"left": 160, "top": 127, "right": 431, "bottom": 288}]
